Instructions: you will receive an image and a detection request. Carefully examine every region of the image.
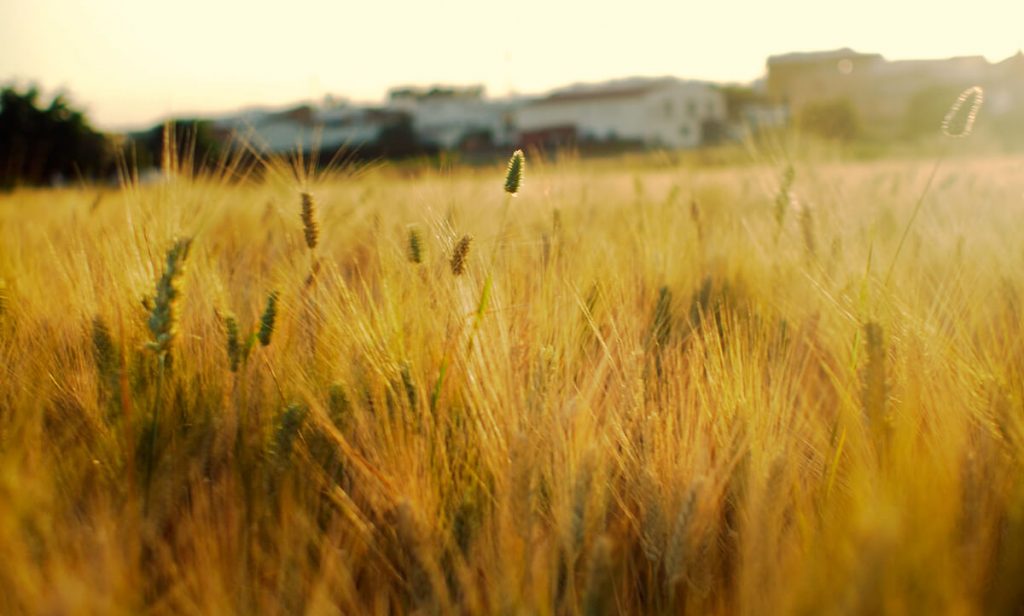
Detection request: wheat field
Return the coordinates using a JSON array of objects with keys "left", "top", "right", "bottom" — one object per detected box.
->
[{"left": 1, "top": 145, "right": 1024, "bottom": 615}]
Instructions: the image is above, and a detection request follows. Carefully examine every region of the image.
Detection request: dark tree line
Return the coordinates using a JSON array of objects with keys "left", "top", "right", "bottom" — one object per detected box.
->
[
  {"left": 126, "top": 120, "right": 226, "bottom": 174},
  {"left": 0, "top": 83, "right": 438, "bottom": 188},
  {"left": 0, "top": 84, "right": 238, "bottom": 188},
  {"left": 0, "top": 85, "right": 118, "bottom": 188}
]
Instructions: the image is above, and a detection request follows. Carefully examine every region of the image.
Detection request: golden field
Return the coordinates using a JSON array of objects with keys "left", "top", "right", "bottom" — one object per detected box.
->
[{"left": 1, "top": 146, "right": 1024, "bottom": 615}]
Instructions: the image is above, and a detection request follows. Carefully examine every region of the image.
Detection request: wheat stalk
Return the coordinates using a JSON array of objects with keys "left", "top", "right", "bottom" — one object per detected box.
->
[
  {"left": 493, "top": 149, "right": 527, "bottom": 263},
  {"left": 886, "top": 86, "right": 984, "bottom": 285}
]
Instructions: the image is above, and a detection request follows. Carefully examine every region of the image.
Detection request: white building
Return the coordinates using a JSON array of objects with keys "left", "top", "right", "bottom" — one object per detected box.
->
[
  {"left": 514, "top": 77, "right": 726, "bottom": 149},
  {"left": 214, "top": 102, "right": 406, "bottom": 154},
  {"left": 388, "top": 86, "right": 514, "bottom": 150}
]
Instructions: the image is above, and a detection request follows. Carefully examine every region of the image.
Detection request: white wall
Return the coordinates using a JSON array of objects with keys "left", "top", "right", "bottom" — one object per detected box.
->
[
  {"left": 248, "top": 120, "right": 382, "bottom": 152},
  {"left": 515, "top": 81, "right": 725, "bottom": 149},
  {"left": 394, "top": 98, "right": 512, "bottom": 149}
]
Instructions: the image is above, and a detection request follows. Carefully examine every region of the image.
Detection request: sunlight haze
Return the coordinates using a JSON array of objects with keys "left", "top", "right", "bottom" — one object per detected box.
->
[{"left": 2, "top": 0, "right": 1023, "bottom": 129}]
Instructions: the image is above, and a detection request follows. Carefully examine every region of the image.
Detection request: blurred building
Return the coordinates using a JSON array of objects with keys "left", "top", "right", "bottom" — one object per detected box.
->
[
  {"left": 766, "top": 48, "right": 885, "bottom": 113},
  {"left": 214, "top": 101, "right": 410, "bottom": 154},
  {"left": 387, "top": 85, "right": 516, "bottom": 150},
  {"left": 513, "top": 77, "right": 727, "bottom": 150},
  {"left": 195, "top": 78, "right": 735, "bottom": 158},
  {"left": 987, "top": 51, "right": 1024, "bottom": 116},
  {"left": 766, "top": 48, "right": 1024, "bottom": 138}
]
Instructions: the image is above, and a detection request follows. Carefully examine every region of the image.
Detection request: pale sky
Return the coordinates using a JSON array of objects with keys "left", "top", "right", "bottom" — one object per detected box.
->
[{"left": 2, "top": 0, "right": 1023, "bottom": 130}]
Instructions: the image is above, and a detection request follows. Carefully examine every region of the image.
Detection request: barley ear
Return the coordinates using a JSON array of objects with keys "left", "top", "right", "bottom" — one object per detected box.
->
[
  {"left": 92, "top": 316, "right": 119, "bottom": 393},
  {"left": 941, "top": 86, "right": 984, "bottom": 138},
  {"left": 689, "top": 199, "right": 703, "bottom": 241},
  {"left": 774, "top": 165, "right": 795, "bottom": 235},
  {"left": 146, "top": 237, "right": 192, "bottom": 356},
  {"left": 800, "top": 203, "right": 817, "bottom": 258},
  {"left": 408, "top": 226, "right": 423, "bottom": 264},
  {"left": 504, "top": 149, "right": 525, "bottom": 195},
  {"left": 258, "top": 291, "right": 280, "bottom": 347},
  {"left": 862, "top": 321, "right": 890, "bottom": 445},
  {"left": 583, "top": 536, "right": 614, "bottom": 616},
  {"left": 272, "top": 403, "right": 308, "bottom": 465},
  {"left": 450, "top": 235, "right": 472, "bottom": 276},
  {"left": 300, "top": 192, "right": 320, "bottom": 250},
  {"left": 224, "top": 314, "right": 242, "bottom": 371},
  {"left": 650, "top": 286, "right": 673, "bottom": 349}
]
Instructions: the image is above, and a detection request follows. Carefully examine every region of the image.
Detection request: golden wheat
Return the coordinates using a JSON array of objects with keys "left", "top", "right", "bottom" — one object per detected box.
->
[{"left": 0, "top": 150, "right": 1021, "bottom": 614}]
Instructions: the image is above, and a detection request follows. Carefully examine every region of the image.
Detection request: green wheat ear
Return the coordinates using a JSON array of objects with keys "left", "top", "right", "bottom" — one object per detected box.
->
[
  {"left": 92, "top": 316, "right": 119, "bottom": 392},
  {"left": 504, "top": 149, "right": 525, "bottom": 195},
  {"left": 774, "top": 164, "right": 795, "bottom": 235},
  {"left": 408, "top": 226, "right": 423, "bottom": 264},
  {"left": 146, "top": 237, "right": 192, "bottom": 356},
  {"left": 272, "top": 403, "right": 308, "bottom": 465},
  {"left": 583, "top": 535, "right": 614, "bottom": 616},
  {"left": 258, "top": 291, "right": 280, "bottom": 347},
  {"left": 862, "top": 320, "right": 889, "bottom": 445},
  {"left": 224, "top": 314, "right": 242, "bottom": 372}
]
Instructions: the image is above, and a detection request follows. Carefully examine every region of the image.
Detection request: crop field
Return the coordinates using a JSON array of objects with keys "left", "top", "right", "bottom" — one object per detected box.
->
[{"left": 2, "top": 145, "right": 1024, "bottom": 614}]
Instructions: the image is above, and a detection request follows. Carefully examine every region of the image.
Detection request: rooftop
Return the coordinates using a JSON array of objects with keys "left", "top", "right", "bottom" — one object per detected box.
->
[
  {"left": 768, "top": 48, "right": 884, "bottom": 65},
  {"left": 530, "top": 77, "right": 707, "bottom": 105}
]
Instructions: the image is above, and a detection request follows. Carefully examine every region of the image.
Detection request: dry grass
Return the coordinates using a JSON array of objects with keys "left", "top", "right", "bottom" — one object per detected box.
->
[{"left": 1, "top": 149, "right": 1024, "bottom": 614}]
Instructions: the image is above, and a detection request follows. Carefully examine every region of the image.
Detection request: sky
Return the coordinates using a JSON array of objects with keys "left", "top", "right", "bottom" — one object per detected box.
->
[{"left": 2, "top": 0, "right": 1024, "bottom": 130}]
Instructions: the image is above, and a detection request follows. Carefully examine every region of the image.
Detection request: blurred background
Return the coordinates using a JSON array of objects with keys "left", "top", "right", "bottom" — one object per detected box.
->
[{"left": 2, "top": 0, "right": 1023, "bottom": 186}]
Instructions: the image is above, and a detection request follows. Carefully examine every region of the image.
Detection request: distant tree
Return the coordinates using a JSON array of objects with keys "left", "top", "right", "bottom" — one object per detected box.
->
[
  {"left": 0, "top": 85, "right": 116, "bottom": 188},
  {"left": 129, "top": 120, "right": 227, "bottom": 173},
  {"left": 986, "top": 103, "right": 1024, "bottom": 150},
  {"left": 374, "top": 117, "right": 423, "bottom": 158},
  {"left": 700, "top": 119, "right": 730, "bottom": 145},
  {"left": 457, "top": 128, "right": 494, "bottom": 152},
  {"left": 903, "top": 85, "right": 966, "bottom": 139},
  {"left": 798, "top": 99, "right": 861, "bottom": 141},
  {"left": 719, "top": 85, "right": 766, "bottom": 122}
]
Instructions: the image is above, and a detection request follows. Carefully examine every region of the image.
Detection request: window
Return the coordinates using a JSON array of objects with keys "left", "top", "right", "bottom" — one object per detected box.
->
[
  {"left": 686, "top": 100, "right": 697, "bottom": 117},
  {"left": 663, "top": 100, "right": 673, "bottom": 118},
  {"left": 679, "top": 125, "right": 691, "bottom": 137}
]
